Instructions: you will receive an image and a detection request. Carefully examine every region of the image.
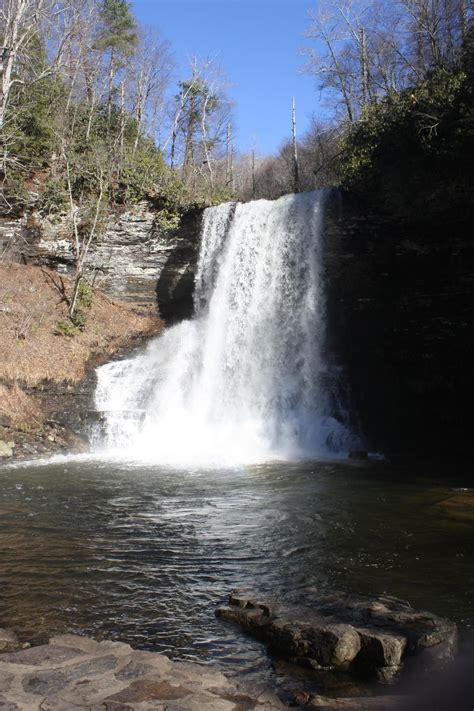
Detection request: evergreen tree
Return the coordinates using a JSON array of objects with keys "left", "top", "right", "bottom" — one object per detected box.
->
[{"left": 94, "top": 0, "right": 138, "bottom": 121}]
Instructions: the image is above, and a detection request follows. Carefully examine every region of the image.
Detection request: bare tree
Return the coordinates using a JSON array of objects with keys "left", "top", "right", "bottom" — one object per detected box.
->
[
  {"left": 166, "top": 56, "right": 233, "bottom": 198},
  {"left": 305, "top": 1, "right": 357, "bottom": 122},
  {"left": 0, "top": 0, "right": 71, "bottom": 131},
  {"left": 305, "top": 0, "right": 473, "bottom": 125},
  {"left": 292, "top": 96, "right": 300, "bottom": 192},
  {"left": 64, "top": 145, "right": 106, "bottom": 319},
  {"left": 127, "top": 26, "right": 173, "bottom": 154}
]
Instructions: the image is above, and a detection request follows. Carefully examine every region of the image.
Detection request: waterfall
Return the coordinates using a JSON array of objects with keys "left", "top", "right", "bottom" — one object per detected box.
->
[{"left": 94, "top": 191, "right": 358, "bottom": 466}]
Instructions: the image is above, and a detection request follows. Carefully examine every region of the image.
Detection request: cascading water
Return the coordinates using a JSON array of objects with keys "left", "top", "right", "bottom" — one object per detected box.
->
[{"left": 94, "top": 191, "right": 359, "bottom": 465}]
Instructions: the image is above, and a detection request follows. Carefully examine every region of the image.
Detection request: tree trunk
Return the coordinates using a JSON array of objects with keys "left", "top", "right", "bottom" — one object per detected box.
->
[
  {"left": 133, "top": 70, "right": 145, "bottom": 155},
  {"left": 359, "top": 26, "right": 370, "bottom": 106},
  {"left": 324, "top": 36, "right": 354, "bottom": 122},
  {"left": 0, "top": 48, "right": 15, "bottom": 130},
  {"left": 252, "top": 149, "right": 256, "bottom": 199},
  {"left": 182, "top": 92, "right": 196, "bottom": 180},
  {"left": 200, "top": 93, "right": 214, "bottom": 189},
  {"left": 226, "top": 123, "right": 231, "bottom": 186},
  {"left": 0, "top": 0, "right": 28, "bottom": 130},
  {"left": 119, "top": 80, "right": 126, "bottom": 159},
  {"left": 107, "top": 49, "right": 116, "bottom": 125},
  {"left": 292, "top": 97, "right": 300, "bottom": 193}
]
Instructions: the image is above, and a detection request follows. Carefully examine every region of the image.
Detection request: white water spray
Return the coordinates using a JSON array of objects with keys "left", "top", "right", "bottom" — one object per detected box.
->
[{"left": 94, "top": 191, "right": 358, "bottom": 465}]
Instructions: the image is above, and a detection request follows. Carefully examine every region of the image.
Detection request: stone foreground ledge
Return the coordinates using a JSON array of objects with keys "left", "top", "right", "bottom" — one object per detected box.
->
[
  {"left": 0, "top": 632, "right": 285, "bottom": 711},
  {"left": 216, "top": 589, "right": 457, "bottom": 683}
]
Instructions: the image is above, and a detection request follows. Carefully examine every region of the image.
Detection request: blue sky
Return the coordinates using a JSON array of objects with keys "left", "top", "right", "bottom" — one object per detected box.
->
[{"left": 132, "top": 0, "right": 320, "bottom": 155}]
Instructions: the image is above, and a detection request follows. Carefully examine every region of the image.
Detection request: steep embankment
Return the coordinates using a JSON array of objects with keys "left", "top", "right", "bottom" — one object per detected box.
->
[{"left": 0, "top": 262, "right": 162, "bottom": 460}]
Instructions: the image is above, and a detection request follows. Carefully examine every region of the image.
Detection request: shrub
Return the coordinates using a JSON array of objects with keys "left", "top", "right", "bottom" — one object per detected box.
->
[
  {"left": 54, "top": 320, "right": 79, "bottom": 337},
  {"left": 39, "top": 178, "right": 69, "bottom": 216},
  {"left": 0, "top": 171, "right": 29, "bottom": 216},
  {"left": 71, "top": 280, "right": 93, "bottom": 330}
]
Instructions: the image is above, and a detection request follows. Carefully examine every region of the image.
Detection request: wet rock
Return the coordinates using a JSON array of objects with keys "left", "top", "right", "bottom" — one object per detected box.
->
[
  {"left": 348, "top": 451, "right": 369, "bottom": 461},
  {"left": 0, "top": 441, "right": 13, "bottom": 458},
  {"left": 0, "top": 629, "right": 20, "bottom": 653},
  {"left": 356, "top": 629, "right": 406, "bottom": 669},
  {"left": 216, "top": 589, "right": 457, "bottom": 683},
  {"left": 434, "top": 491, "right": 474, "bottom": 523},
  {"left": 308, "top": 694, "right": 400, "bottom": 709}
]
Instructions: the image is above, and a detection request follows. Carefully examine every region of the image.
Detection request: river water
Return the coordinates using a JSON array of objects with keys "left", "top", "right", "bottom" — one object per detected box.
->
[
  {"left": 1, "top": 193, "right": 473, "bottom": 689},
  {"left": 0, "top": 456, "right": 472, "bottom": 678}
]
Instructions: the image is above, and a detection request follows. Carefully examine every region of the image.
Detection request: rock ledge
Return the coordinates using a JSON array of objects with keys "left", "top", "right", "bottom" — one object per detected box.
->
[
  {"left": 0, "top": 632, "right": 285, "bottom": 710},
  {"left": 216, "top": 589, "right": 457, "bottom": 683}
]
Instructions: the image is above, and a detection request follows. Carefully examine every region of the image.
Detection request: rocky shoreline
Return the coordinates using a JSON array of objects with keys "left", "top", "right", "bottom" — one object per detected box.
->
[
  {"left": 0, "top": 588, "right": 462, "bottom": 710},
  {"left": 0, "top": 630, "right": 285, "bottom": 711}
]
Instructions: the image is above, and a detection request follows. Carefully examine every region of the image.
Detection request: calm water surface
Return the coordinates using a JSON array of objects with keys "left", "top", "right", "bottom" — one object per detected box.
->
[{"left": 0, "top": 458, "right": 473, "bottom": 676}]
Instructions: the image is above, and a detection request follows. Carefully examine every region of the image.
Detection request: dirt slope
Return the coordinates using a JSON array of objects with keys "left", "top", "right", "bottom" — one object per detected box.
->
[{"left": 0, "top": 262, "right": 162, "bottom": 453}]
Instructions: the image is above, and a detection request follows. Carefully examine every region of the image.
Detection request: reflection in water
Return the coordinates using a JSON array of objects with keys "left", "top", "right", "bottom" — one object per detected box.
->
[{"left": 0, "top": 458, "right": 473, "bottom": 676}]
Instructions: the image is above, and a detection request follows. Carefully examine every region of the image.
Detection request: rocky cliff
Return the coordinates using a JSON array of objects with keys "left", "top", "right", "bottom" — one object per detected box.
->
[
  {"left": 2, "top": 193, "right": 471, "bottom": 462},
  {"left": 0, "top": 202, "right": 203, "bottom": 319},
  {"left": 323, "top": 191, "right": 474, "bottom": 461}
]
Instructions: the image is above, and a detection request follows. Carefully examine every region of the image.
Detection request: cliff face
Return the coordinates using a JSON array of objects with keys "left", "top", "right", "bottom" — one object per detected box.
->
[
  {"left": 0, "top": 262, "right": 162, "bottom": 460},
  {"left": 0, "top": 202, "right": 203, "bottom": 318},
  {"left": 323, "top": 192, "right": 474, "bottom": 461},
  {"left": 2, "top": 194, "right": 471, "bottom": 462}
]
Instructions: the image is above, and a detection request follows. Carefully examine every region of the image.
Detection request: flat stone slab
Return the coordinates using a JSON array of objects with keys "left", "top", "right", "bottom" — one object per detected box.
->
[
  {"left": 0, "top": 634, "right": 285, "bottom": 710},
  {"left": 216, "top": 589, "right": 457, "bottom": 682}
]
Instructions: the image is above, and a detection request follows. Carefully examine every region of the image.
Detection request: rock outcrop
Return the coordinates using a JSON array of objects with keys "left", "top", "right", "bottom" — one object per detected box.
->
[
  {"left": 216, "top": 589, "right": 457, "bottom": 683},
  {"left": 2, "top": 188, "right": 473, "bottom": 461},
  {"left": 0, "top": 202, "right": 203, "bottom": 318},
  {"left": 323, "top": 191, "right": 474, "bottom": 461},
  {"left": 0, "top": 628, "right": 21, "bottom": 653},
  {"left": 0, "top": 632, "right": 285, "bottom": 710}
]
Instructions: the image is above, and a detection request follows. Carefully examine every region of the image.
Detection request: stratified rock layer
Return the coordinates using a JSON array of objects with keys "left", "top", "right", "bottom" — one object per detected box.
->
[
  {"left": 0, "top": 203, "right": 203, "bottom": 319},
  {"left": 216, "top": 589, "right": 457, "bottom": 683},
  {"left": 0, "top": 633, "right": 285, "bottom": 710}
]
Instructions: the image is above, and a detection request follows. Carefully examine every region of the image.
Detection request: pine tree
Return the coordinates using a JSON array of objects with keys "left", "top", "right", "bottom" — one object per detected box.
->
[{"left": 94, "top": 0, "right": 138, "bottom": 123}]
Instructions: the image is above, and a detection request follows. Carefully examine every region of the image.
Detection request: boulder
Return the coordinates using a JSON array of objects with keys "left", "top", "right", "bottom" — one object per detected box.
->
[
  {"left": 0, "top": 629, "right": 21, "bottom": 653},
  {"left": 0, "top": 441, "right": 13, "bottom": 458}
]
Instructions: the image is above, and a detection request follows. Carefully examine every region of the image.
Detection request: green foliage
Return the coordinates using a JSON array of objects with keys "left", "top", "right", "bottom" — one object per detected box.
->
[
  {"left": 77, "top": 280, "right": 93, "bottom": 310},
  {"left": 117, "top": 144, "right": 167, "bottom": 203},
  {"left": 155, "top": 207, "right": 181, "bottom": 233},
  {"left": 336, "top": 66, "right": 474, "bottom": 219},
  {"left": 72, "top": 280, "right": 94, "bottom": 330},
  {"left": 55, "top": 281, "right": 94, "bottom": 335},
  {"left": 95, "top": 0, "right": 138, "bottom": 59},
  {"left": 0, "top": 170, "right": 29, "bottom": 216},
  {"left": 39, "top": 178, "right": 69, "bottom": 216},
  {"left": 74, "top": 280, "right": 93, "bottom": 329},
  {"left": 208, "top": 189, "right": 234, "bottom": 206},
  {"left": 54, "top": 320, "right": 79, "bottom": 337},
  {"left": 10, "top": 74, "right": 67, "bottom": 169}
]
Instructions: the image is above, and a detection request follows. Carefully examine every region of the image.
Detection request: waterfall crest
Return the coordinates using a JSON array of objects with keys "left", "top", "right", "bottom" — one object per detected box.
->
[{"left": 94, "top": 191, "right": 358, "bottom": 465}]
